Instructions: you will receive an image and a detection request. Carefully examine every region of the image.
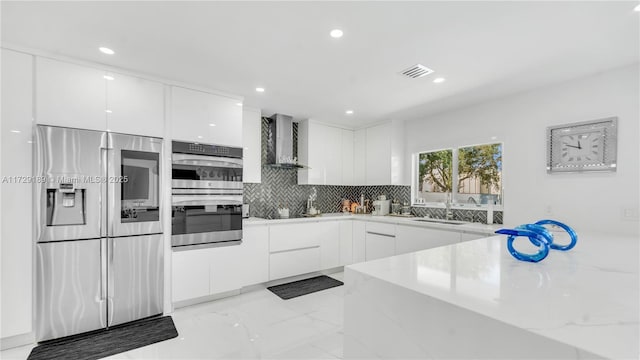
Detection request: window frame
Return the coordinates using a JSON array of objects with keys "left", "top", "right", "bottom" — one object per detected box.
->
[{"left": 412, "top": 142, "right": 503, "bottom": 208}]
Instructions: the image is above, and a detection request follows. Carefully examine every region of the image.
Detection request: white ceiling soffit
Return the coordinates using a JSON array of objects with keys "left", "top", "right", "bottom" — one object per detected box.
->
[{"left": 1, "top": 1, "right": 638, "bottom": 128}]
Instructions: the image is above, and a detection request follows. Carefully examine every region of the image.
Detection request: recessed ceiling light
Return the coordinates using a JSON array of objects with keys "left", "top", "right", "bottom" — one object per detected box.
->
[
  {"left": 105, "top": 110, "right": 112, "bottom": 113},
  {"left": 255, "top": 87, "right": 265, "bottom": 93},
  {"left": 345, "top": 110, "right": 354, "bottom": 115},
  {"left": 433, "top": 77, "right": 446, "bottom": 83},
  {"left": 209, "top": 123, "right": 216, "bottom": 127},
  {"left": 103, "top": 75, "right": 114, "bottom": 81},
  {"left": 10, "top": 130, "right": 21, "bottom": 134},
  {"left": 634, "top": 4, "right": 640, "bottom": 11},
  {"left": 330, "top": 29, "right": 344, "bottom": 38},
  {"left": 99, "top": 47, "right": 115, "bottom": 55},
  {"left": 197, "top": 136, "right": 203, "bottom": 139},
  {"left": 236, "top": 103, "right": 243, "bottom": 106}
]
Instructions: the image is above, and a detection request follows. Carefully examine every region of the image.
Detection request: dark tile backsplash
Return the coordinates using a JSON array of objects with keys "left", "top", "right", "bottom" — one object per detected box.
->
[{"left": 243, "top": 118, "right": 502, "bottom": 224}]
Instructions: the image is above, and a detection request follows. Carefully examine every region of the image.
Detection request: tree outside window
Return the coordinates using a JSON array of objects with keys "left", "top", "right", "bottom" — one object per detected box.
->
[{"left": 415, "top": 143, "right": 502, "bottom": 205}]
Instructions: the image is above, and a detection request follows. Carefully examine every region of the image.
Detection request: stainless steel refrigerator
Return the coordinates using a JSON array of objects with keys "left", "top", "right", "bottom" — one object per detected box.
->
[{"left": 34, "top": 125, "right": 164, "bottom": 342}]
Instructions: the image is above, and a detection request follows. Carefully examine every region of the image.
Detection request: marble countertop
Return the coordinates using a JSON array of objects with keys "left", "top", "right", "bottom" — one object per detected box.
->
[
  {"left": 243, "top": 213, "right": 500, "bottom": 235},
  {"left": 346, "top": 233, "right": 639, "bottom": 359}
]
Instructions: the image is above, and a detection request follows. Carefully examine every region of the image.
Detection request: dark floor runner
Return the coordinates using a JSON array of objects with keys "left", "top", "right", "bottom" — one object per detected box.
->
[
  {"left": 27, "top": 315, "right": 178, "bottom": 360},
  {"left": 267, "top": 275, "right": 343, "bottom": 300}
]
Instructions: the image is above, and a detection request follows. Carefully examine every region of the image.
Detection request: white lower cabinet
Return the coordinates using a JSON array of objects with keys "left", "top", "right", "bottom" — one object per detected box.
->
[
  {"left": 320, "top": 221, "right": 340, "bottom": 269},
  {"left": 269, "top": 221, "right": 340, "bottom": 280},
  {"left": 172, "top": 249, "right": 210, "bottom": 302},
  {"left": 269, "top": 223, "right": 322, "bottom": 280},
  {"left": 270, "top": 247, "right": 321, "bottom": 280},
  {"left": 172, "top": 243, "right": 245, "bottom": 303},
  {"left": 209, "top": 244, "right": 243, "bottom": 295},
  {"left": 353, "top": 221, "right": 366, "bottom": 263},
  {"left": 339, "top": 221, "right": 354, "bottom": 266},
  {"left": 241, "top": 225, "right": 269, "bottom": 286},
  {"left": 395, "top": 225, "right": 460, "bottom": 255},
  {"left": 270, "top": 222, "right": 321, "bottom": 252},
  {"left": 364, "top": 222, "right": 397, "bottom": 261},
  {"left": 365, "top": 232, "right": 396, "bottom": 261},
  {"left": 172, "top": 220, "right": 492, "bottom": 303}
]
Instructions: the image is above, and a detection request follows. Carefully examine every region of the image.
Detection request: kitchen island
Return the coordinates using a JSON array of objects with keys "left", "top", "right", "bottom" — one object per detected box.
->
[{"left": 343, "top": 233, "right": 639, "bottom": 359}]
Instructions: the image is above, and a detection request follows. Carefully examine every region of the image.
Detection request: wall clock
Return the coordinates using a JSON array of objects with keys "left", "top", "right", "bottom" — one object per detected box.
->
[{"left": 547, "top": 117, "right": 618, "bottom": 173}]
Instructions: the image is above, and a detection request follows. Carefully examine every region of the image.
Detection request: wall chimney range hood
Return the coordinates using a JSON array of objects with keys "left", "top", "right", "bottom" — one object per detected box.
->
[{"left": 266, "top": 114, "right": 308, "bottom": 169}]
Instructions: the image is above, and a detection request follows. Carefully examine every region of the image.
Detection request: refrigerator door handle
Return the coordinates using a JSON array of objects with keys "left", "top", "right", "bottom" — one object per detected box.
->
[
  {"left": 100, "top": 148, "right": 109, "bottom": 238},
  {"left": 107, "top": 237, "right": 115, "bottom": 326},
  {"left": 105, "top": 147, "right": 116, "bottom": 237},
  {"left": 100, "top": 238, "right": 107, "bottom": 301}
]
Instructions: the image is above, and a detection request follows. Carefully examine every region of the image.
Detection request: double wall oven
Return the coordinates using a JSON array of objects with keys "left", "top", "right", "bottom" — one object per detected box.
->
[{"left": 171, "top": 141, "right": 243, "bottom": 250}]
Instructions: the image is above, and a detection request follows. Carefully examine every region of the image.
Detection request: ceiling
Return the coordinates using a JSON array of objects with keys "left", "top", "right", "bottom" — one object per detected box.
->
[{"left": 2, "top": 1, "right": 639, "bottom": 128}]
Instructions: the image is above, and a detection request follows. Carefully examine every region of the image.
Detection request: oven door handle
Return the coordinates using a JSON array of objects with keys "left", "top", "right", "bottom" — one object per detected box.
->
[
  {"left": 172, "top": 154, "right": 243, "bottom": 168},
  {"left": 172, "top": 195, "right": 243, "bottom": 206}
]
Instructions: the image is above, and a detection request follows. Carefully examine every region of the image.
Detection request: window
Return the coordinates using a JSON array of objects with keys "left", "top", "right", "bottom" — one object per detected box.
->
[{"left": 414, "top": 143, "right": 502, "bottom": 206}]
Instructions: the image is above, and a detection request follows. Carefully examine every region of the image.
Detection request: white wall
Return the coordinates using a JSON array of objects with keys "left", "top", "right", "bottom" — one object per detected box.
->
[{"left": 405, "top": 64, "right": 639, "bottom": 236}]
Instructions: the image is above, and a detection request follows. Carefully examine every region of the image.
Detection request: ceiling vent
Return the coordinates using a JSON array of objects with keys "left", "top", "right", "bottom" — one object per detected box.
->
[{"left": 400, "top": 64, "right": 434, "bottom": 79}]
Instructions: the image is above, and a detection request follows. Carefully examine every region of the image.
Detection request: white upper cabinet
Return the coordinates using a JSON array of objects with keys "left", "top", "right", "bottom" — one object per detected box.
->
[
  {"left": 35, "top": 57, "right": 106, "bottom": 130},
  {"left": 342, "top": 129, "right": 354, "bottom": 185},
  {"left": 242, "top": 107, "right": 262, "bottom": 183},
  {"left": 298, "top": 120, "right": 326, "bottom": 184},
  {"left": 324, "top": 125, "right": 343, "bottom": 184},
  {"left": 36, "top": 57, "right": 165, "bottom": 137},
  {"left": 106, "top": 73, "right": 164, "bottom": 137},
  {"left": 365, "top": 122, "right": 392, "bottom": 185},
  {"left": 298, "top": 120, "right": 352, "bottom": 185},
  {"left": 390, "top": 119, "right": 408, "bottom": 185},
  {"left": 353, "top": 129, "right": 366, "bottom": 185},
  {"left": 170, "top": 86, "right": 242, "bottom": 147}
]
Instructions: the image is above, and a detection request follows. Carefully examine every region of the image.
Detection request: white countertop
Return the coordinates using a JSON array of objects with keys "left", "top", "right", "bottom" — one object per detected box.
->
[
  {"left": 243, "top": 213, "right": 500, "bottom": 235},
  {"left": 346, "top": 233, "right": 639, "bottom": 359}
]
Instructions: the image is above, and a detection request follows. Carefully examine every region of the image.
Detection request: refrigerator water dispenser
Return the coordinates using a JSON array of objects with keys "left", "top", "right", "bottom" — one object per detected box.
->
[{"left": 46, "top": 185, "right": 86, "bottom": 226}]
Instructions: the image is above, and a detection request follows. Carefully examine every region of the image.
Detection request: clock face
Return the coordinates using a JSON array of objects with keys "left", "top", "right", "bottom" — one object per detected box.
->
[
  {"left": 559, "top": 131, "right": 603, "bottom": 165},
  {"left": 547, "top": 117, "right": 617, "bottom": 173}
]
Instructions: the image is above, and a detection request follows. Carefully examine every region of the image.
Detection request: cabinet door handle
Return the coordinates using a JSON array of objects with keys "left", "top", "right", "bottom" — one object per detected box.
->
[{"left": 366, "top": 231, "right": 395, "bottom": 238}]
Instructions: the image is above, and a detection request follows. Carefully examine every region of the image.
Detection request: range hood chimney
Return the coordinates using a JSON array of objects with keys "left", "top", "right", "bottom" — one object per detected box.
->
[{"left": 266, "top": 114, "right": 308, "bottom": 169}]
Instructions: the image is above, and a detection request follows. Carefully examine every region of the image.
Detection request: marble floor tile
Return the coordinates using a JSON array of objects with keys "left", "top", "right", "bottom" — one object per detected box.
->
[{"left": 0, "top": 273, "right": 346, "bottom": 360}]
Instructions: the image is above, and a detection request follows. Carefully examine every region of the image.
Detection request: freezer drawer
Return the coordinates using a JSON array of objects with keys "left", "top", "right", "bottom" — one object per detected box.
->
[
  {"left": 36, "top": 239, "right": 107, "bottom": 341},
  {"left": 108, "top": 234, "right": 164, "bottom": 326}
]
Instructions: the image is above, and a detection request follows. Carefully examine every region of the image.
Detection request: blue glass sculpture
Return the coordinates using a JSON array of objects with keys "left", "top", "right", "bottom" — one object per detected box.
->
[{"left": 495, "top": 220, "right": 578, "bottom": 263}]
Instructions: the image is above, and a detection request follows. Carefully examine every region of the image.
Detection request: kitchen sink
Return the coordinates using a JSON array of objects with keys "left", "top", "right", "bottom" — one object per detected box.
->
[{"left": 412, "top": 218, "right": 468, "bottom": 225}]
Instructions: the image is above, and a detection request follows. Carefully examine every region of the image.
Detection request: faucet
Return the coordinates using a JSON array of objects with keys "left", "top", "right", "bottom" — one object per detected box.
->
[
  {"left": 445, "top": 193, "right": 453, "bottom": 220},
  {"left": 467, "top": 196, "right": 477, "bottom": 205}
]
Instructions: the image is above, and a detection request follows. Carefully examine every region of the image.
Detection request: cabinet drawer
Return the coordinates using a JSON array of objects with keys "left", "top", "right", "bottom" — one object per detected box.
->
[
  {"left": 365, "top": 222, "right": 396, "bottom": 237},
  {"left": 269, "top": 247, "right": 321, "bottom": 280},
  {"left": 365, "top": 232, "right": 396, "bottom": 261},
  {"left": 269, "top": 223, "right": 320, "bottom": 252}
]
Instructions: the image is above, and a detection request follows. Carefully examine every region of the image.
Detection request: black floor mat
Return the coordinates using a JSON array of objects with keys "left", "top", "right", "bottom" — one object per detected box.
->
[
  {"left": 267, "top": 275, "right": 343, "bottom": 300},
  {"left": 27, "top": 316, "right": 178, "bottom": 360}
]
